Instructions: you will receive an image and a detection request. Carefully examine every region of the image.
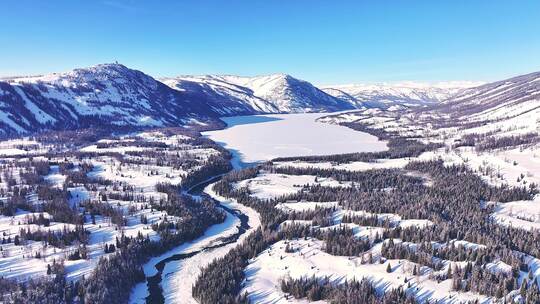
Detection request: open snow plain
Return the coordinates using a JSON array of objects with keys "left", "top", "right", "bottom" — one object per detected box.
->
[{"left": 203, "top": 113, "right": 387, "bottom": 168}]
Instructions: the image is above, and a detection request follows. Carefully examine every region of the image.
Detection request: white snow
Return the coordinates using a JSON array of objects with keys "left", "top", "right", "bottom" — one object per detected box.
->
[
  {"left": 492, "top": 197, "right": 540, "bottom": 230},
  {"left": 242, "top": 239, "right": 488, "bottom": 304},
  {"left": 203, "top": 113, "right": 387, "bottom": 167},
  {"left": 235, "top": 173, "right": 351, "bottom": 200}
]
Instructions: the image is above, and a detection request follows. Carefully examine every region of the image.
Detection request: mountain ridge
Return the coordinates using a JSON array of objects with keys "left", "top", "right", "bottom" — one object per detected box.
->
[
  {"left": 1, "top": 62, "right": 537, "bottom": 139},
  {"left": 322, "top": 81, "right": 483, "bottom": 109},
  {"left": 163, "top": 73, "right": 353, "bottom": 113}
]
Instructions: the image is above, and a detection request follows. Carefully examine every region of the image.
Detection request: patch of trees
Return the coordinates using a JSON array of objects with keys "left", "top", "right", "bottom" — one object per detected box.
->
[
  {"left": 212, "top": 166, "right": 259, "bottom": 196},
  {"left": 271, "top": 165, "right": 423, "bottom": 189},
  {"left": 26, "top": 213, "right": 51, "bottom": 226},
  {"left": 2, "top": 186, "right": 33, "bottom": 215},
  {"left": 381, "top": 239, "right": 445, "bottom": 271},
  {"left": 323, "top": 227, "right": 371, "bottom": 256},
  {"left": 193, "top": 229, "right": 278, "bottom": 304},
  {"left": 65, "top": 162, "right": 94, "bottom": 185},
  {"left": 180, "top": 155, "right": 232, "bottom": 190},
  {"left": 457, "top": 132, "right": 539, "bottom": 151},
  {"left": 287, "top": 207, "right": 335, "bottom": 227},
  {"left": 280, "top": 276, "right": 415, "bottom": 304},
  {"left": 18, "top": 225, "right": 89, "bottom": 248},
  {"left": 81, "top": 200, "right": 126, "bottom": 226},
  {"left": 450, "top": 262, "right": 525, "bottom": 299},
  {"left": 39, "top": 185, "right": 82, "bottom": 224},
  {"left": 342, "top": 213, "right": 395, "bottom": 228},
  {"left": 96, "top": 140, "right": 168, "bottom": 149},
  {"left": 34, "top": 128, "right": 111, "bottom": 147}
]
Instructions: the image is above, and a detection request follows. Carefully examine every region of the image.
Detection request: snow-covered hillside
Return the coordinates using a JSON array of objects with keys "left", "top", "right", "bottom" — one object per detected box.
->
[
  {"left": 165, "top": 74, "right": 353, "bottom": 113},
  {"left": 321, "top": 70, "right": 540, "bottom": 141},
  {"left": 322, "top": 81, "right": 483, "bottom": 109},
  {"left": 0, "top": 63, "right": 226, "bottom": 137},
  {"left": 161, "top": 75, "right": 280, "bottom": 114},
  {"left": 0, "top": 65, "right": 360, "bottom": 137},
  {"left": 430, "top": 72, "right": 540, "bottom": 136}
]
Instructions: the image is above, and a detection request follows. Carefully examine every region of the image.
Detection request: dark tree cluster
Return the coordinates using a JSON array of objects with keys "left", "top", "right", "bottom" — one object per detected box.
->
[
  {"left": 456, "top": 132, "right": 539, "bottom": 151},
  {"left": 180, "top": 155, "right": 232, "bottom": 190},
  {"left": 323, "top": 226, "right": 371, "bottom": 256},
  {"left": 342, "top": 213, "right": 395, "bottom": 228},
  {"left": 193, "top": 229, "right": 279, "bottom": 304},
  {"left": 287, "top": 207, "right": 335, "bottom": 227},
  {"left": 18, "top": 225, "right": 89, "bottom": 248},
  {"left": 381, "top": 239, "right": 445, "bottom": 271},
  {"left": 80, "top": 200, "right": 125, "bottom": 226},
  {"left": 280, "top": 276, "right": 415, "bottom": 304}
]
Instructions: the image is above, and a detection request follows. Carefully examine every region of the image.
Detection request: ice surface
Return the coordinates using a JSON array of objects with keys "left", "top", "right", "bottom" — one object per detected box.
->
[{"left": 203, "top": 113, "right": 387, "bottom": 167}]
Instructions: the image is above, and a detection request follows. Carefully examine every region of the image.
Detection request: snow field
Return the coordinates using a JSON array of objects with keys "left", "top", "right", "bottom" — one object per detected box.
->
[
  {"left": 241, "top": 239, "right": 488, "bottom": 304},
  {"left": 234, "top": 173, "right": 352, "bottom": 200}
]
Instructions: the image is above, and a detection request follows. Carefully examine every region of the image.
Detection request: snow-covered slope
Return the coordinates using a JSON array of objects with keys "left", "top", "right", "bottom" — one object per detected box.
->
[
  {"left": 434, "top": 72, "right": 540, "bottom": 123},
  {"left": 162, "top": 75, "right": 280, "bottom": 114},
  {"left": 0, "top": 63, "right": 226, "bottom": 137},
  {"left": 225, "top": 74, "right": 354, "bottom": 113},
  {"left": 321, "top": 71, "right": 540, "bottom": 141},
  {"left": 425, "top": 72, "right": 540, "bottom": 138},
  {"left": 0, "top": 65, "right": 356, "bottom": 137},
  {"left": 166, "top": 74, "right": 354, "bottom": 113},
  {"left": 322, "top": 81, "right": 483, "bottom": 109}
]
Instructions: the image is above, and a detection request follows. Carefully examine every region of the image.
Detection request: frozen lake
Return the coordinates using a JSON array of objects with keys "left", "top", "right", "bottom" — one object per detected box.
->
[{"left": 203, "top": 113, "right": 387, "bottom": 168}]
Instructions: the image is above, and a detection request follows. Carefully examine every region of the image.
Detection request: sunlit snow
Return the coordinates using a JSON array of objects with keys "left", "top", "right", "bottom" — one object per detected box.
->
[{"left": 203, "top": 113, "right": 387, "bottom": 167}]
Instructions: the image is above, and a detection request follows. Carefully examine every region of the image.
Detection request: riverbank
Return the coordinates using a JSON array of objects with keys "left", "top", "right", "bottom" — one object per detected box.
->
[{"left": 129, "top": 182, "right": 261, "bottom": 304}]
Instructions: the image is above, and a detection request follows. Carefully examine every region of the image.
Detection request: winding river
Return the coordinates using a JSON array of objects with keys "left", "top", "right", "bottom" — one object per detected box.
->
[
  {"left": 129, "top": 171, "right": 256, "bottom": 304},
  {"left": 145, "top": 201, "right": 250, "bottom": 303}
]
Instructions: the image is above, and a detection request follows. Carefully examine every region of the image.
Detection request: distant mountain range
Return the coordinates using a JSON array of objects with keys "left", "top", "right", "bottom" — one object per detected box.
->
[
  {"left": 427, "top": 71, "right": 540, "bottom": 136},
  {"left": 0, "top": 63, "right": 536, "bottom": 137},
  {"left": 321, "top": 71, "right": 540, "bottom": 142},
  {"left": 321, "top": 81, "right": 483, "bottom": 110}
]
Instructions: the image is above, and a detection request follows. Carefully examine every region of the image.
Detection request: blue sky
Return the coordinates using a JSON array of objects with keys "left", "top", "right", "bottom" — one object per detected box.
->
[{"left": 1, "top": 0, "right": 539, "bottom": 84}]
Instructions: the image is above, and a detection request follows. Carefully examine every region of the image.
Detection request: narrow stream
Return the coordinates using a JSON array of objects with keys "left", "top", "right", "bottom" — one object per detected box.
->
[{"left": 143, "top": 174, "right": 251, "bottom": 304}]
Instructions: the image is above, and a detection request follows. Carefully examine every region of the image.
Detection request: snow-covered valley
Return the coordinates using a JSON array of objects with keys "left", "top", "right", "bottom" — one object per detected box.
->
[{"left": 0, "top": 65, "right": 539, "bottom": 304}]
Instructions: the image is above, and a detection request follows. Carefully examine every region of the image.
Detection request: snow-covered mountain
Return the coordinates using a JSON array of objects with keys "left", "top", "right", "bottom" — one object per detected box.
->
[
  {"left": 321, "top": 72, "right": 540, "bottom": 140},
  {"left": 6, "top": 62, "right": 532, "bottom": 139},
  {"left": 322, "top": 81, "right": 483, "bottom": 109},
  {"left": 428, "top": 72, "right": 540, "bottom": 136},
  {"left": 435, "top": 72, "right": 540, "bottom": 119},
  {"left": 0, "top": 63, "right": 230, "bottom": 137},
  {"left": 162, "top": 75, "right": 280, "bottom": 114},
  {"left": 164, "top": 74, "right": 353, "bottom": 113},
  {"left": 0, "top": 64, "right": 357, "bottom": 137}
]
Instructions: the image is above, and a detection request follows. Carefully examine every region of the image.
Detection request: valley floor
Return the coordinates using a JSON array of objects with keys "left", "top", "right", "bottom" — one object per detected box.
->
[{"left": 0, "top": 111, "right": 539, "bottom": 303}]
